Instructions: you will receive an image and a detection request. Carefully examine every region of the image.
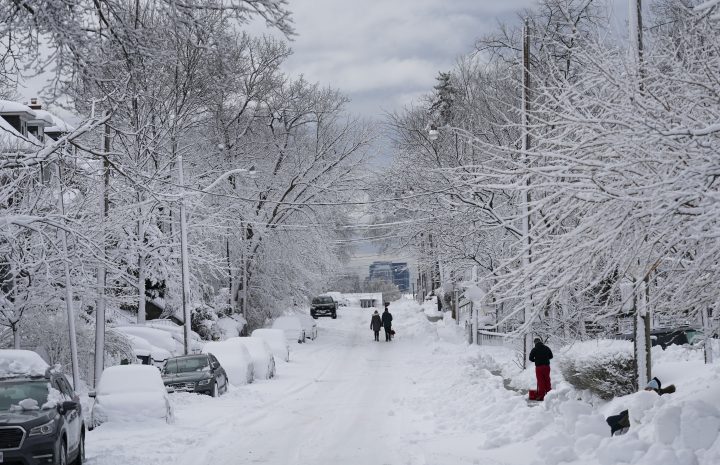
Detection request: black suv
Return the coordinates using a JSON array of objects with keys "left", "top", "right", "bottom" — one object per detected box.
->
[
  {"left": 161, "top": 354, "right": 229, "bottom": 397},
  {"left": 0, "top": 356, "right": 85, "bottom": 465},
  {"left": 310, "top": 296, "right": 338, "bottom": 319}
]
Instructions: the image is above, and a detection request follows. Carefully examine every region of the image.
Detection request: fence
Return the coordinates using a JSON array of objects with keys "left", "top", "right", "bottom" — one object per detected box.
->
[{"left": 476, "top": 329, "right": 523, "bottom": 352}]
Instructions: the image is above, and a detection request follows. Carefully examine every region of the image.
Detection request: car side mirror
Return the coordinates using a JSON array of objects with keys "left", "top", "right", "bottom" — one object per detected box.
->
[
  {"left": 88, "top": 391, "right": 96, "bottom": 398},
  {"left": 211, "top": 362, "right": 220, "bottom": 370},
  {"left": 60, "top": 401, "right": 78, "bottom": 413}
]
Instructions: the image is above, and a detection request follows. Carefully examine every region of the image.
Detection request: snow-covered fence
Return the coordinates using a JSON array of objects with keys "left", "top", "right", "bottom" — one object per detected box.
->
[{"left": 476, "top": 329, "right": 522, "bottom": 351}]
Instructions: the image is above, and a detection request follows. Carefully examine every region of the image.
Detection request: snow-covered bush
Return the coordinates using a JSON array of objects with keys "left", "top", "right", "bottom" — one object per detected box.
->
[{"left": 558, "top": 339, "right": 635, "bottom": 400}]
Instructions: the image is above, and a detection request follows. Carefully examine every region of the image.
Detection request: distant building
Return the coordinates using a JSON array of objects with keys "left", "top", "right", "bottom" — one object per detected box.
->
[{"left": 368, "top": 261, "right": 410, "bottom": 292}]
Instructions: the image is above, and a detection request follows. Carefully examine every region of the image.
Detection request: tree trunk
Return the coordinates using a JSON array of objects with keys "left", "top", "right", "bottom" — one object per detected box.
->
[
  {"left": 701, "top": 307, "right": 714, "bottom": 364},
  {"left": 137, "top": 195, "right": 146, "bottom": 324},
  {"left": 633, "top": 278, "right": 652, "bottom": 389},
  {"left": 12, "top": 323, "right": 20, "bottom": 349}
]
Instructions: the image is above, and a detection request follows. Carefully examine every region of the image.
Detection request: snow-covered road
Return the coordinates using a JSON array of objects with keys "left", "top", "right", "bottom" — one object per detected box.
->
[
  {"left": 88, "top": 300, "right": 516, "bottom": 465},
  {"left": 84, "top": 300, "right": 720, "bottom": 465}
]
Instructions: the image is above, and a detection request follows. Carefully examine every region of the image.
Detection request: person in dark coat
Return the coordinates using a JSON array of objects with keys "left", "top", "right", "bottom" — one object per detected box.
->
[
  {"left": 370, "top": 310, "right": 382, "bottom": 341},
  {"left": 528, "top": 337, "right": 553, "bottom": 400},
  {"left": 381, "top": 304, "right": 393, "bottom": 341}
]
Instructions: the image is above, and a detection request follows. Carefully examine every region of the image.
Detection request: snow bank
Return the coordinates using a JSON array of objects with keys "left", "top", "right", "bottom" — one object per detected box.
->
[
  {"left": 388, "top": 299, "right": 439, "bottom": 341},
  {"left": 474, "top": 337, "right": 720, "bottom": 465},
  {"left": 0, "top": 349, "right": 49, "bottom": 376}
]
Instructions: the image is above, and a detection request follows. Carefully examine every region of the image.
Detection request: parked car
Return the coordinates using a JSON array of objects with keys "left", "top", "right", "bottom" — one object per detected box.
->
[
  {"left": 0, "top": 350, "right": 85, "bottom": 465},
  {"left": 310, "top": 295, "right": 338, "bottom": 319},
  {"left": 296, "top": 314, "right": 318, "bottom": 341},
  {"left": 227, "top": 338, "right": 276, "bottom": 380},
  {"left": 251, "top": 329, "right": 290, "bottom": 362},
  {"left": 651, "top": 327, "right": 703, "bottom": 349},
  {"left": 90, "top": 365, "right": 173, "bottom": 428},
  {"left": 161, "top": 354, "right": 228, "bottom": 397},
  {"left": 272, "top": 316, "right": 306, "bottom": 343},
  {"left": 202, "top": 341, "right": 254, "bottom": 386},
  {"left": 117, "top": 332, "right": 172, "bottom": 367}
]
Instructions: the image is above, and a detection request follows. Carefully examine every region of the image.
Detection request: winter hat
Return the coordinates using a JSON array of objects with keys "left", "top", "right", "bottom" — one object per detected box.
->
[
  {"left": 373, "top": 310, "right": 378, "bottom": 314},
  {"left": 645, "top": 378, "right": 660, "bottom": 391},
  {"left": 533, "top": 337, "right": 542, "bottom": 344}
]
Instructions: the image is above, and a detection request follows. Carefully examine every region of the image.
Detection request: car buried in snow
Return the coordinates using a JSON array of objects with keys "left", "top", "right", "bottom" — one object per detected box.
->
[
  {"left": 0, "top": 350, "right": 86, "bottom": 465},
  {"left": 251, "top": 329, "right": 290, "bottom": 362},
  {"left": 231, "top": 338, "right": 276, "bottom": 380},
  {"left": 271, "top": 316, "right": 306, "bottom": 343},
  {"left": 161, "top": 354, "right": 229, "bottom": 397},
  {"left": 90, "top": 365, "right": 174, "bottom": 428}
]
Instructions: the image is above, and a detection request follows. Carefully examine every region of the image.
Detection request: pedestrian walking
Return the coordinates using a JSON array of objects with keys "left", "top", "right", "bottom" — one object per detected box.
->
[
  {"left": 370, "top": 310, "right": 382, "bottom": 342},
  {"left": 528, "top": 337, "right": 553, "bottom": 400},
  {"left": 381, "top": 303, "right": 393, "bottom": 341}
]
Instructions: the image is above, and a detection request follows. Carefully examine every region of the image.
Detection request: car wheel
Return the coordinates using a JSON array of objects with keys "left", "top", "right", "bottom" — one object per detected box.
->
[
  {"left": 212, "top": 383, "right": 219, "bottom": 397},
  {"left": 331, "top": 313, "right": 337, "bottom": 319},
  {"left": 72, "top": 433, "right": 85, "bottom": 465},
  {"left": 57, "top": 441, "right": 68, "bottom": 465}
]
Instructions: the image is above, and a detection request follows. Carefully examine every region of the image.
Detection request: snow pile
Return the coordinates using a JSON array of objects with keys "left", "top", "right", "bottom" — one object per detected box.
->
[
  {"left": 652, "top": 343, "right": 704, "bottom": 363},
  {"left": 472, "top": 339, "right": 720, "bottom": 465},
  {"left": 389, "top": 299, "right": 439, "bottom": 341},
  {"left": 0, "top": 349, "right": 49, "bottom": 376},
  {"left": 558, "top": 339, "right": 636, "bottom": 399}
]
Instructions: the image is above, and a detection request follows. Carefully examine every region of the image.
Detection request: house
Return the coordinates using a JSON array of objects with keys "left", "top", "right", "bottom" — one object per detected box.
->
[
  {"left": 0, "top": 99, "right": 43, "bottom": 153},
  {"left": 0, "top": 98, "right": 73, "bottom": 150}
]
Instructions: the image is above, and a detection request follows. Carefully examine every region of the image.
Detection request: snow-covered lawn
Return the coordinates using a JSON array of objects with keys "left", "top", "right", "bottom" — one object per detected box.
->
[{"left": 85, "top": 300, "right": 720, "bottom": 465}]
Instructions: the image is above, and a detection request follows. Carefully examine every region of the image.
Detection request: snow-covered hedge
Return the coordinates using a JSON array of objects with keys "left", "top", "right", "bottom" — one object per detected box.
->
[{"left": 559, "top": 339, "right": 635, "bottom": 400}]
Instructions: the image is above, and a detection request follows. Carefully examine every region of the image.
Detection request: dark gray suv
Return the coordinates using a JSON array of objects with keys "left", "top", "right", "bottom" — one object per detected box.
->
[
  {"left": 161, "top": 354, "right": 228, "bottom": 397},
  {"left": 0, "top": 368, "right": 85, "bottom": 465},
  {"left": 310, "top": 296, "right": 338, "bottom": 319}
]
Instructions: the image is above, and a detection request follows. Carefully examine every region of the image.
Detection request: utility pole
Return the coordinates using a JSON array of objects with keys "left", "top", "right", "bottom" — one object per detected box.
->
[
  {"left": 94, "top": 114, "right": 110, "bottom": 386},
  {"left": 629, "top": 0, "right": 652, "bottom": 389},
  {"left": 55, "top": 161, "right": 80, "bottom": 388},
  {"left": 175, "top": 124, "right": 192, "bottom": 355},
  {"left": 241, "top": 221, "right": 248, "bottom": 329},
  {"left": 521, "top": 17, "right": 534, "bottom": 369}
]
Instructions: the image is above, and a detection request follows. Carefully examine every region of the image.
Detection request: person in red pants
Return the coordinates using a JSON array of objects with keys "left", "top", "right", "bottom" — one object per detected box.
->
[{"left": 529, "top": 337, "right": 553, "bottom": 400}]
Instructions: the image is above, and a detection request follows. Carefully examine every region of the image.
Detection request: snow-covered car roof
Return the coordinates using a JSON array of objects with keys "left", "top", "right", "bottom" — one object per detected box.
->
[
  {"left": 0, "top": 350, "right": 50, "bottom": 378},
  {"left": 272, "top": 316, "right": 303, "bottom": 330},
  {"left": 202, "top": 340, "right": 253, "bottom": 385},
  {"left": 97, "top": 365, "right": 166, "bottom": 396}
]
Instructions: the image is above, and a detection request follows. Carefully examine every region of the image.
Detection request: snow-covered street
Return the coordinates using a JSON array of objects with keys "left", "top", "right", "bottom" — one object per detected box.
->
[
  {"left": 87, "top": 301, "right": 480, "bottom": 465},
  {"left": 85, "top": 300, "right": 720, "bottom": 465}
]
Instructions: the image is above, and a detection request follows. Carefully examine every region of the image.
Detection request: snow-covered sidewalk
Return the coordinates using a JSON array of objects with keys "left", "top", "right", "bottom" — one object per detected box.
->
[{"left": 86, "top": 300, "right": 720, "bottom": 465}]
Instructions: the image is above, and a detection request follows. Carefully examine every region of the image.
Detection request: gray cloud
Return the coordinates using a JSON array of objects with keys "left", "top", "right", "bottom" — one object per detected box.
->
[{"left": 253, "top": 0, "right": 537, "bottom": 118}]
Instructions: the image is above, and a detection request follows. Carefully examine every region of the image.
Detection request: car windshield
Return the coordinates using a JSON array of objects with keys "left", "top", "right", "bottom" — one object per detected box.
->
[
  {"left": 163, "top": 356, "right": 209, "bottom": 374},
  {"left": 313, "top": 297, "right": 332, "bottom": 304},
  {"left": 0, "top": 380, "right": 50, "bottom": 411}
]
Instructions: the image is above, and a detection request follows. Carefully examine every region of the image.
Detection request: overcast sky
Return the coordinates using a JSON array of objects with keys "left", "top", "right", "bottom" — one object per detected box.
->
[{"left": 265, "top": 0, "right": 536, "bottom": 118}]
